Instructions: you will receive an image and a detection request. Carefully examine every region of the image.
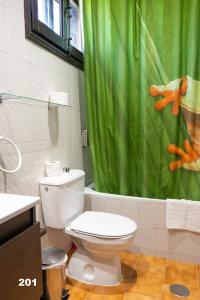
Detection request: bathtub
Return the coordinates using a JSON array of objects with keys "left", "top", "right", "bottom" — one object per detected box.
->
[{"left": 84, "top": 186, "right": 200, "bottom": 264}]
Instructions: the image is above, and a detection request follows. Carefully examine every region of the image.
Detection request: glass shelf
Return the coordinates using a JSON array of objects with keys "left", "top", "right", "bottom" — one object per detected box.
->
[{"left": 0, "top": 93, "right": 68, "bottom": 108}]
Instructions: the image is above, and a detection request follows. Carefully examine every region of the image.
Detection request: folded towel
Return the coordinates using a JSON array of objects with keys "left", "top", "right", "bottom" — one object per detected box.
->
[{"left": 166, "top": 199, "right": 200, "bottom": 233}]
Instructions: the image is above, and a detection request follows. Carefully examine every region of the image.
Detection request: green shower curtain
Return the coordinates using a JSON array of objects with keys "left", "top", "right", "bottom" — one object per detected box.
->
[{"left": 83, "top": 0, "right": 200, "bottom": 200}]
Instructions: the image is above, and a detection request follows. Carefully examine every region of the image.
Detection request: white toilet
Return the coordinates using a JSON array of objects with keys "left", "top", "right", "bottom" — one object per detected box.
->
[{"left": 40, "top": 169, "right": 137, "bottom": 286}]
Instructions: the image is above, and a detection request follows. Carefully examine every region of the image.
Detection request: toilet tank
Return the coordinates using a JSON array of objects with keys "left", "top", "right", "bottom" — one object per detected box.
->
[{"left": 40, "top": 169, "right": 85, "bottom": 229}]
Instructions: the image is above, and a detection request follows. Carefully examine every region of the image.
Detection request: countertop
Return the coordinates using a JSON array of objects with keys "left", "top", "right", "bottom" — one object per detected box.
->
[{"left": 0, "top": 193, "right": 40, "bottom": 224}]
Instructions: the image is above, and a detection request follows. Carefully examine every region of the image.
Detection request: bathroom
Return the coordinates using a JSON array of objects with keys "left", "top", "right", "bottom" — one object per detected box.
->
[{"left": 0, "top": 0, "right": 199, "bottom": 299}]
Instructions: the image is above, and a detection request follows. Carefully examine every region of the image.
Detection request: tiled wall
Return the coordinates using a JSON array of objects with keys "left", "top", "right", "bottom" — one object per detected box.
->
[
  {"left": 85, "top": 188, "right": 200, "bottom": 264},
  {"left": 0, "top": 0, "right": 83, "bottom": 251}
]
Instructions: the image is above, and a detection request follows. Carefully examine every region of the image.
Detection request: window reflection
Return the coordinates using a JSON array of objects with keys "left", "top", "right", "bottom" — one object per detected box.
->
[
  {"left": 38, "top": 0, "right": 61, "bottom": 36},
  {"left": 70, "top": 0, "right": 83, "bottom": 52}
]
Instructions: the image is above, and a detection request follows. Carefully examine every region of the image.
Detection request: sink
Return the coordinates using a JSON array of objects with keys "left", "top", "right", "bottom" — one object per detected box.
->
[{"left": 0, "top": 193, "right": 40, "bottom": 224}]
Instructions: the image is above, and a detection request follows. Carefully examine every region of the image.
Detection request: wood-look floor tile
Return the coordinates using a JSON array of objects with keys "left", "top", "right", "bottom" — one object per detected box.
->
[
  {"left": 165, "top": 259, "right": 198, "bottom": 290},
  {"left": 136, "top": 254, "right": 166, "bottom": 270},
  {"left": 161, "top": 283, "right": 198, "bottom": 300},
  {"left": 68, "top": 286, "right": 90, "bottom": 300},
  {"left": 65, "top": 278, "right": 92, "bottom": 299},
  {"left": 120, "top": 252, "right": 140, "bottom": 267},
  {"left": 123, "top": 292, "right": 160, "bottom": 299},
  {"left": 86, "top": 282, "right": 129, "bottom": 300},
  {"left": 197, "top": 266, "right": 200, "bottom": 300},
  {"left": 62, "top": 254, "right": 199, "bottom": 300},
  {"left": 67, "top": 278, "right": 93, "bottom": 291},
  {"left": 197, "top": 265, "right": 200, "bottom": 283},
  {"left": 127, "top": 265, "right": 164, "bottom": 298}
]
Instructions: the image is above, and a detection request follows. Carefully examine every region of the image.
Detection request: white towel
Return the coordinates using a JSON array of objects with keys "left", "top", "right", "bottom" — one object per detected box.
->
[{"left": 166, "top": 199, "right": 200, "bottom": 233}]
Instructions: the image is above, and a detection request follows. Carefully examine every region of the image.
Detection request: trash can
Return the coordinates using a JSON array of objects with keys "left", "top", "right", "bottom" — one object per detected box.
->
[{"left": 40, "top": 247, "right": 69, "bottom": 300}]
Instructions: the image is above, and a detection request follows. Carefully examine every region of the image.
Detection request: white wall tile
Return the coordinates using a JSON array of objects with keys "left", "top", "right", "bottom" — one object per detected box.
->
[
  {"left": 5, "top": 102, "right": 32, "bottom": 143},
  {"left": 29, "top": 105, "right": 50, "bottom": 142},
  {"left": 138, "top": 248, "right": 157, "bottom": 257},
  {"left": 4, "top": 178, "right": 40, "bottom": 196},
  {"left": 173, "top": 253, "right": 197, "bottom": 264},
  {"left": 10, "top": 56, "right": 54, "bottom": 100},
  {"left": 0, "top": 4, "right": 9, "bottom": 53},
  {"left": 156, "top": 229, "right": 169, "bottom": 251},
  {"left": 0, "top": 103, "right": 13, "bottom": 138},
  {"left": 86, "top": 191, "right": 200, "bottom": 264},
  {"left": 72, "top": 110, "right": 81, "bottom": 138},
  {"left": 0, "top": 51, "right": 11, "bottom": 92},
  {"left": 71, "top": 138, "right": 83, "bottom": 169},
  {"left": 0, "top": 0, "right": 83, "bottom": 252},
  {"left": 50, "top": 139, "right": 73, "bottom": 169},
  {"left": 58, "top": 108, "right": 72, "bottom": 140},
  {"left": 135, "top": 227, "right": 157, "bottom": 250},
  {"left": 69, "top": 71, "right": 80, "bottom": 110},
  {"left": 138, "top": 199, "right": 166, "bottom": 229},
  {"left": 0, "top": 0, "right": 7, "bottom": 6},
  {"left": 0, "top": 141, "right": 51, "bottom": 189}
]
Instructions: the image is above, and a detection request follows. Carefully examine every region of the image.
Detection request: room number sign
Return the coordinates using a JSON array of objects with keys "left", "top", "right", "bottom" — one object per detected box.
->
[{"left": 18, "top": 278, "right": 37, "bottom": 287}]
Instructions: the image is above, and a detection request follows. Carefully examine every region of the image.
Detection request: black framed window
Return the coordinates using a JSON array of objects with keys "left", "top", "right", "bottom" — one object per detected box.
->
[{"left": 24, "top": 0, "right": 84, "bottom": 70}]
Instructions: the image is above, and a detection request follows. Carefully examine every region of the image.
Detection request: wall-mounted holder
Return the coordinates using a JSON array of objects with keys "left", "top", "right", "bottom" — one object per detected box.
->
[
  {"left": 82, "top": 129, "right": 89, "bottom": 147},
  {"left": 0, "top": 136, "right": 22, "bottom": 173},
  {"left": 49, "top": 92, "right": 70, "bottom": 107}
]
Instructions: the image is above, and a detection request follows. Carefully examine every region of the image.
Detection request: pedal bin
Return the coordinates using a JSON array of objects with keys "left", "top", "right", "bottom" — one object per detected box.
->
[{"left": 40, "top": 247, "right": 69, "bottom": 300}]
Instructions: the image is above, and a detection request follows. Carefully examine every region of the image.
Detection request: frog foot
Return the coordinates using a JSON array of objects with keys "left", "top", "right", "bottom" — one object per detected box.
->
[
  {"left": 149, "top": 77, "right": 187, "bottom": 116},
  {"left": 167, "top": 139, "right": 198, "bottom": 171}
]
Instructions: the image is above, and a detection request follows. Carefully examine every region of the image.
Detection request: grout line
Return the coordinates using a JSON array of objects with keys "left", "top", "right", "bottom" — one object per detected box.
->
[
  {"left": 160, "top": 257, "right": 167, "bottom": 299},
  {"left": 0, "top": 176, "right": 42, "bottom": 193},
  {"left": 196, "top": 264, "right": 199, "bottom": 299},
  {"left": 134, "top": 253, "right": 141, "bottom": 267}
]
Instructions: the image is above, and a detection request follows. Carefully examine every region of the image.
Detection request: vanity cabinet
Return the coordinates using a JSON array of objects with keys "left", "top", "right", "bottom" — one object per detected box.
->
[{"left": 0, "top": 208, "right": 43, "bottom": 300}]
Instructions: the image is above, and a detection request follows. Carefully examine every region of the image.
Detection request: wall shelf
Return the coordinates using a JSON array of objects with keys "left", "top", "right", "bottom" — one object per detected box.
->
[{"left": 0, "top": 93, "right": 68, "bottom": 108}]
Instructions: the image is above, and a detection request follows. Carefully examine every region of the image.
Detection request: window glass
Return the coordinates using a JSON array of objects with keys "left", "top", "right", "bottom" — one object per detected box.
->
[
  {"left": 70, "top": 0, "right": 83, "bottom": 52},
  {"left": 25, "top": 0, "right": 84, "bottom": 69},
  {"left": 38, "top": 0, "right": 62, "bottom": 36}
]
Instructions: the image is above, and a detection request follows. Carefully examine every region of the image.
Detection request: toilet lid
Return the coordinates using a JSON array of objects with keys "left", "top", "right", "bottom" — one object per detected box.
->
[{"left": 68, "top": 211, "right": 137, "bottom": 238}]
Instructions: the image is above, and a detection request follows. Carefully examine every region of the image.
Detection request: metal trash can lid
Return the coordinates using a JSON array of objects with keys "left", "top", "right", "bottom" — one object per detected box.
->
[{"left": 42, "top": 247, "right": 67, "bottom": 265}]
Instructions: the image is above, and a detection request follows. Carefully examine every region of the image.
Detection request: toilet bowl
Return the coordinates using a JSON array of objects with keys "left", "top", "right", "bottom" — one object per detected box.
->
[
  {"left": 65, "top": 211, "right": 137, "bottom": 286},
  {"left": 40, "top": 170, "right": 137, "bottom": 286}
]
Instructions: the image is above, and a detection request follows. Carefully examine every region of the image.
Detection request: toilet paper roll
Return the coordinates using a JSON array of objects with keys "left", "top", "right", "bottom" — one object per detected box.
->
[{"left": 45, "top": 161, "right": 61, "bottom": 177}]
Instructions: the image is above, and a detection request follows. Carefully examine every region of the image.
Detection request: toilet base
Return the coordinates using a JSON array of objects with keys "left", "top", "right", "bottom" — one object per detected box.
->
[{"left": 67, "top": 248, "right": 122, "bottom": 286}]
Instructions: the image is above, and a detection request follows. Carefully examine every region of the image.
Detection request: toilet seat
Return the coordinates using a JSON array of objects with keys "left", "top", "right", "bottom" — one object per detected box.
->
[{"left": 67, "top": 211, "right": 137, "bottom": 239}]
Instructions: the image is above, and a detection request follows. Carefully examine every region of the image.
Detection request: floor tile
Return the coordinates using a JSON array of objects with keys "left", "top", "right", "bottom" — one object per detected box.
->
[
  {"left": 123, "top": 292, "right": 160, "bottom": 299},
  {"left": 136, "top": 254, "right": 166, "bottom": 270},
  {"left": 62, "top": 253, "right": 199, "bottom": 300},
  {"left": 65, "top": 278, "right": 92, "bottom": 299},
  {"left": 127, "top": 265, "right": 164, "bottom": 298},
  {"left": 197, "top": 266, "right": 200, "bottom": 300},
  {"left": 197, "top": 265, "right": 200, "bottom": 283},
  {"left": 120, "top": 251, "right": 140, "bottom": 267},
  {"left": 68, "top": 286, "right": 90, "bottom": 300},
  {"left": 165, "top": 259, "right": 198, "bottom": 290},
  {"left": 86, "top": 282, "right": 129, "bottom": 300}
]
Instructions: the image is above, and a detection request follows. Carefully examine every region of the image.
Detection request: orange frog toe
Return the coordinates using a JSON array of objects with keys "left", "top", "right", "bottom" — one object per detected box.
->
[
  {"left": 167, "top": 139, "right": 198, "bottom": 171},
  {"left": 150, "top": 77, "right": 188, "bottom": 116}
]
